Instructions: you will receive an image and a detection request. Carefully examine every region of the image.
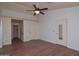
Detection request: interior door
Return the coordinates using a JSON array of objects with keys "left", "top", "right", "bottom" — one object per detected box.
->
[
  {"left": 0, "top": 19, "right": 2, "bottom": 48},
  {"left": 56, "top": 18, "right": 67, "bottom": 46}
]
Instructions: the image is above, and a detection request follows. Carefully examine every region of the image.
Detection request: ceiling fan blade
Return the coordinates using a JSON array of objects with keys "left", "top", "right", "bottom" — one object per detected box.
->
[
  {"left": 33, "top": 13, "right": 36, "bottom": 16},
  {"left": 40, "top": 8, "right": 48, "bottom": 10},
  {"left": 40, "top": 11, "right": 45, "bottom": 15},
  {"left": 33, "top": 5, "right": 37, "bottom": 9}
]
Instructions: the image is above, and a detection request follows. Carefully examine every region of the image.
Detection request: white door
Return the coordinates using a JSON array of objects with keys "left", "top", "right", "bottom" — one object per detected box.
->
[
  {"left": 0, "top": 19, "right": 3, "bottom": 48},
  {"left": 56, "top": 18, "right": 67, "bottom": 46}
]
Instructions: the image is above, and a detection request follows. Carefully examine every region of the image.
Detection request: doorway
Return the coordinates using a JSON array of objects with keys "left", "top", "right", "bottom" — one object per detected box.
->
[
  {"left": 11, "top": 19, "right": 23, "bottom": 44},
  {"left": 56, "top": 18, "right": 67, "bottom": 46}
]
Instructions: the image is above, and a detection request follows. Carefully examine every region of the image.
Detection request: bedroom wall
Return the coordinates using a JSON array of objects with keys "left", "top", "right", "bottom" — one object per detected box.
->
[
  {"left": 1, "top": 9, "right": 37, "bottom": 20},
  {"left": 0, "top": 19, "right": 3, "bottom": 48},
  {"left": 24, "top": 20, "right": 40, "bottom": 42},
  {"left": 0, "top": 9, "right": 39, "bottom": 46},
  {"left": 67, "top": 15, "right": 79, "bottom": 51},
  {"left": 0, "top": 10, "right": 1, "bottom": 16},
  {"left": 1, "top": 17, "right": 11, "bottom": 45},
  {"left": 39, "top": 6, "right": 79, "bottom": 51}
]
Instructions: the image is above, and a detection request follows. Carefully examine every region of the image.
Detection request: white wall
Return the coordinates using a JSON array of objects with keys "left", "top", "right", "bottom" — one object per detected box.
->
[
  {"left": 1, "top": 9, "right": 37, "bottom": 20},
  {"left": 39, "top": 6, "right": 79, "bottom": 51},
  {"left": 0, "top": 9, "right": 39, "bottom": 46},
  {"left": 30, "top": 21, "right": 40, "bottom": 40},
  {"left": 0, "top": 3, "right": 39, "bottom": 46},
  {"left": 1, "top": 17, "right": 11, "bottom": 45},
  {"left": 0, "top": 10, "right": 2, "bottom": 16},
  {"left": 67, "top": 15, "right": 79, "bottom": 51},
  {"left": 1, "top": 17, "right": 39, "bottom": 45},
  {"left": 1, "top": 4, "right": 79, "bottom": 51},
  {"left": 24, "top": 20, "right": 40, "bottom": 42},
  {"left": 0, "top": 19, "right": 3, "bottom": 48}
]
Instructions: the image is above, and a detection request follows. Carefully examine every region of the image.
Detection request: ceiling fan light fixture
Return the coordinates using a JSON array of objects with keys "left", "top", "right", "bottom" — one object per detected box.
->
[
  {"left": 35, "top": 10, "right": 40, "bottom": 14},
  {"left": 25, "top": 4, "right": 48, "bottom": 16}
]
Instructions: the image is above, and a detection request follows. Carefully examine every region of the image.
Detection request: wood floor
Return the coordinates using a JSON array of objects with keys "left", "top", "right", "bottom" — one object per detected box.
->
[{"left": 0, "top": 39, "right": 79, "bottom": 56}]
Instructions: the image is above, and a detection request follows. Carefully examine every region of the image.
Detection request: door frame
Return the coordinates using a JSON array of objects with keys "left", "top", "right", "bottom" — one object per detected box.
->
[
  {"left": 56, "top": 18, "right": 67, "bottom": 46},
  {"left": 11, "top": 19, "right": 24, "bottom": 41}
]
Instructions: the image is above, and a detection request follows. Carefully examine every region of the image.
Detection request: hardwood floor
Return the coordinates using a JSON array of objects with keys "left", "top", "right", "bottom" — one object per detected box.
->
[{"left": 0, "top": 40, "right": 79, "bottom": 56}]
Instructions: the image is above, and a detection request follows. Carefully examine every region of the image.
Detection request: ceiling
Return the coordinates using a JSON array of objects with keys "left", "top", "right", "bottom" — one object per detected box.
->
[
  {"left": 15, "top": 2, "right": 79, "bottom": 10},
  {"left": 0, "top": 2, "right": 79, "bottom": 15}
]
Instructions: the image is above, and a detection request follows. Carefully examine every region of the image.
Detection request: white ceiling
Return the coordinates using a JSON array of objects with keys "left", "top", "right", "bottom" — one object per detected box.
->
[
  {"left": 1, "top": 2, "right": 79, "bottom": 15},
  {"left": 15, "top": 2, "right": 79, "bottom": 10}
]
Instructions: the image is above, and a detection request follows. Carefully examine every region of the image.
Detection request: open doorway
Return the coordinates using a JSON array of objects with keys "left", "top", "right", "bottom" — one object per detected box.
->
[{"left": 11, "top": 19, "right": 23, "bottom": 44}]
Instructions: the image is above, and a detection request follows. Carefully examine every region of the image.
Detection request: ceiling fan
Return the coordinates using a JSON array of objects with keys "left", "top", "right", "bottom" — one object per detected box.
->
[{"left": 25, "top": 4, "right": 48, "bottom": 16}]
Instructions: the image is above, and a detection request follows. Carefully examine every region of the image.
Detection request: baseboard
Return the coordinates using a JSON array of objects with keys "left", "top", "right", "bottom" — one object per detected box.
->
[
  {"left": 23, "top": 39, "right": 41, "bottom": 42},
  {"left": 3, "top": 42, "right": 11, "bottom": 46}
]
